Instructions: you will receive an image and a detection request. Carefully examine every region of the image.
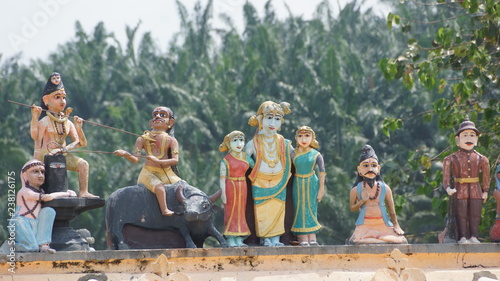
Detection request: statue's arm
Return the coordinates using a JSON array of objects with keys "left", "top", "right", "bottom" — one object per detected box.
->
[
  {"left": 148, "top": 137, "right": 179, "bottom": 167},
  {"left": 350, "top": 186, "right": 366, "bottom": 212},
  {"left": 114, "top": 137, "right": 142, "bottom": 163},
  {"left": 42, "top": 190, "right": 77, "bottom": 201},
  {"left": 316, "top": 154, "right": 326, "bottom": 202},
  {"left": 245, "top": 139, "right": 255, "bottom": 159},
  {"left": 220, "top": 160, "right": 227, "bottom": 204},
  {"left": 30, "top": 105, "right": 42, "bottom": 141},
  {"left": 442, "top": 156, "right": 456, "bottom": 196},
  {"left": 480, "top": 156, "right": 491, "bottom": 202},
  {"left": 47, "top": 120, "right": 80, "bottom": 155},
  {"left": 34, "top": 118, "right": 47, "bottom": 157},
  {"left": 385, "top": 185, "right": 404, "bottom": 235},
  {"left": 73, "top": 116, "right": 87, "bottom": 147}
]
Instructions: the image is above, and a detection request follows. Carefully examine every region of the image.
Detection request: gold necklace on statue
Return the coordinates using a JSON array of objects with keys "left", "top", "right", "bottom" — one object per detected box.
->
[
  {"left": 144, "top": 131, "right": 168, "bottom": 158},
  {"left": 47, "top": 111, "right": 67, "bottom": 144},
  {"left": 260, "top": 134, "right": 279, "bottom": 168}
]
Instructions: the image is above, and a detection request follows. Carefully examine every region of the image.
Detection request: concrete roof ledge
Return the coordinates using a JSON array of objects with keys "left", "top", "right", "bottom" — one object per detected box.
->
[
  {"left": 1, "top": 243, "right": 499, "bottom": 262},
  {"left": 1, "top": 244, "right": 499, "bottom": 281}
]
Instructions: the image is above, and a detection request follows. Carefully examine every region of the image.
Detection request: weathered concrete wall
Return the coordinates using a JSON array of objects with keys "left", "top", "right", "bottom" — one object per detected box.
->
[{"left": 1, "top": 244, "right": 499, "bottom": 281}]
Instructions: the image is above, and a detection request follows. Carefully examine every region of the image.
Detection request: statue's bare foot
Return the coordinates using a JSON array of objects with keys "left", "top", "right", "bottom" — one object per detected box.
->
[
  {"left": 161, "top": 209, "right": 174, "bottom": 216},
  {"left": 79, "top": 192, "right": 99, "bottom": 198}
]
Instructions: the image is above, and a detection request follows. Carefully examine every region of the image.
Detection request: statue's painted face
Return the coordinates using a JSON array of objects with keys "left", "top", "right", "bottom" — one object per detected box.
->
[
  {"left": 229, "top": 135, "right": 245, "bottom": 153},
  {"left": 151, "top": 107, "right": 171, "bottom": 130},
  {"left": 261, "top": 113, "right": 282, "bottom": 135},
  {"left": 43, "top": 90, "right": 67, "bottom": 113},
  {"left": 357, "top": 158, "right": 380, "bottom": 179},
  {"left": 456, "top": 129, "right": 478, "bottom": 151},
  {"left": 51, "top": 74, "right": 61, "bottom": 85},
  {"left": 24, "top": 165, "right": 45, "bottom": 188},
  {"left": 296, "top": 130, "right": 313, "bottom": 149}
]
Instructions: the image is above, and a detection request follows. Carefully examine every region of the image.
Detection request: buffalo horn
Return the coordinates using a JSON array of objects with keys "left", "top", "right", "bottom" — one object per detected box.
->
[{"left": 209, "top": 189, "right": 222, "bottom": 203}]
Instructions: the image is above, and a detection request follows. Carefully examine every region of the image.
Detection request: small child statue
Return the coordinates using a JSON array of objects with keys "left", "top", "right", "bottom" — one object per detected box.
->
[
  {"left": 291, "top": 126, "right": 325, "bottom": 246},
  {"left": 219, "top": 131, "right": 254, "bottom": 247}
]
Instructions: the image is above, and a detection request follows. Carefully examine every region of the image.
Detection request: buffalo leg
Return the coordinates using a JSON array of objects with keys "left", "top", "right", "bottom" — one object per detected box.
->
[
  {"left": 177, "top": 224, "right": 196, "bottom": 248},
  {"left": 208, "top": 224, "right": 228, "bottom": 247}
]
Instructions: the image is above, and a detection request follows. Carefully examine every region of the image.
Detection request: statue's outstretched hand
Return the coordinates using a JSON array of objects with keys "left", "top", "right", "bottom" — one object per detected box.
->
[
  {"left": 48, "top": 148, "right": 64, "bottom": 156},
  {"left": 446, "top": 187, "right": 457, "bottom": 196},
  {"left": 146, "top": 155, "right": 159, "bottom": 163},
  {"left": 114, "top": 150, "right": 128, "bottom": 157}
]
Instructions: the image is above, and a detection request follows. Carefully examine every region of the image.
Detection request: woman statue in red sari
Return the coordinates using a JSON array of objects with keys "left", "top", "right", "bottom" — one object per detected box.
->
[{"left": 219, "top": 131, "right": 254, "bottom": 247}]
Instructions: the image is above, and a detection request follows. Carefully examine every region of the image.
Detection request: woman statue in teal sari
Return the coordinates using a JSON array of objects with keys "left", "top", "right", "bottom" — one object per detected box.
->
[{"left": 291, "top": 126, "right": 325, "bottom": 246}]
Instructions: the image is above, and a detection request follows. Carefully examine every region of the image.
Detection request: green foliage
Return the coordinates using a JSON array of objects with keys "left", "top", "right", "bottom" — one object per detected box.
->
[{"left": 380, "top": 0, "right": 499, "bottom": 240}]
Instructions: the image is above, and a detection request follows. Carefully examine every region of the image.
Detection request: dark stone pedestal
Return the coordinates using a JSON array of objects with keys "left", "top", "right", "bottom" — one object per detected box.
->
[
  {"left": 43, "top": 198, "right": 105, "bottom": 251},
  {"left": 40, "top": 154, "right": 105, "bottom": 251}
]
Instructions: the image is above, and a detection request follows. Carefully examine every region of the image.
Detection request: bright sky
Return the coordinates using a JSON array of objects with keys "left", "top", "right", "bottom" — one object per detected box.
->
[{"left": 0, "top": 0, "right": 389, "bottom": 63}]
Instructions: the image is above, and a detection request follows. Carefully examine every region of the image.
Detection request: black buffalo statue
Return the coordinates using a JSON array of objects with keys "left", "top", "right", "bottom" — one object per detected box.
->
[{"left": 106, "top": 180, "right": 227, "bottom": 249}]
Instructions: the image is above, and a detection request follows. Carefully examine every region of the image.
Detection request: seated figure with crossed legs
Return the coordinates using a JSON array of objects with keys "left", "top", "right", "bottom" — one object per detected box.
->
[{"left": 348, "top": 145, "right": 407, "bottom": 244}]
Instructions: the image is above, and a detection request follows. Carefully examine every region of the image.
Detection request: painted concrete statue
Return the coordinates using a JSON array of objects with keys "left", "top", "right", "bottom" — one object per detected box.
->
[
  {"left": 114, "top": 106, "right": 181, "bottom": 216},
  {"left": 219, "top": 131, "right": 254, "bottom": 247},
  {"left": 245, "top": 101, "right": 293, "bottom": 246},
  {"left": 106, "top": 180, "right": 226, "bottom": 249},
  {"left": 110, "top": 106, "right": 225, "bottom": 248},
  {"left": 12, "top": 160, "right": 76, "bottom": 253},
  {"left": 348, "top": 145, "right": 407, "bottom": 244},
  {"left": 30, "top": 72, "right": 96, "bottom": 198},
  {"left": 291, "top": 126, "right": 325, "bottom": 246},
  {"left": 443, "top": 118, "right": 490, "bottom": 244},
  {"left": 490, "top": 162, "right": 500, "bottom": 242}
]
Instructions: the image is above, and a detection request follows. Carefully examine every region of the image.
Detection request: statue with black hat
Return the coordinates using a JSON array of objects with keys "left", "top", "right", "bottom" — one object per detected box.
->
[
  {"left": 442, "top": 117, "right": 490, "bottom": 244},
  {"left": 347, "top": 145, "right": 407, "bottom": 244},
  {"left": 30, "top": 72, "right": 97, "bottom": 198}
]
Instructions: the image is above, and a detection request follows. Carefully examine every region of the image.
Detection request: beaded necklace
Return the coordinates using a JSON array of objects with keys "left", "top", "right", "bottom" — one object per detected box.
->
[{"left": 364, "top": 181, "right": 380, "bottom": 200}]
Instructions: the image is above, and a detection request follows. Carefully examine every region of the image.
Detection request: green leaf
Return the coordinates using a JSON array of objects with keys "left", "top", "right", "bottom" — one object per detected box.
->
[
  {"left": 431, "top": 197, "right": 442, "bottom": 210},
  {"left": 438, "top": 79, "right": 447, "bottom": 93},
  {"left": 484, "top": 108, "right": 495, "bottom": 121},
  {"left": 403, "top": 71, "right": 414, "bottom": 89},
  {"left": 382, "top": 118, "right": 404, "bottom": 137}
]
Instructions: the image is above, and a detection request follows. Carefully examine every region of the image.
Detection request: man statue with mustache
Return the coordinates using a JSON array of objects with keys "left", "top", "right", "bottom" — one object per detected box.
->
[
  {"left": 114, "top": 107, "right": 181, "bottom": 216},
  {"left": 443, "top": 117, "right": 490, "bottom": 244},
  {"left": 348, "top": 145, "right": 407, "bottom": 244}
]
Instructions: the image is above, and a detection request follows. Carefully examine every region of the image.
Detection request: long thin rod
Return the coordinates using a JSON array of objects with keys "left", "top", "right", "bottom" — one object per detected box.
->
[{"left": 7, "top": 100, "right": 141, "bottom": 137}]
